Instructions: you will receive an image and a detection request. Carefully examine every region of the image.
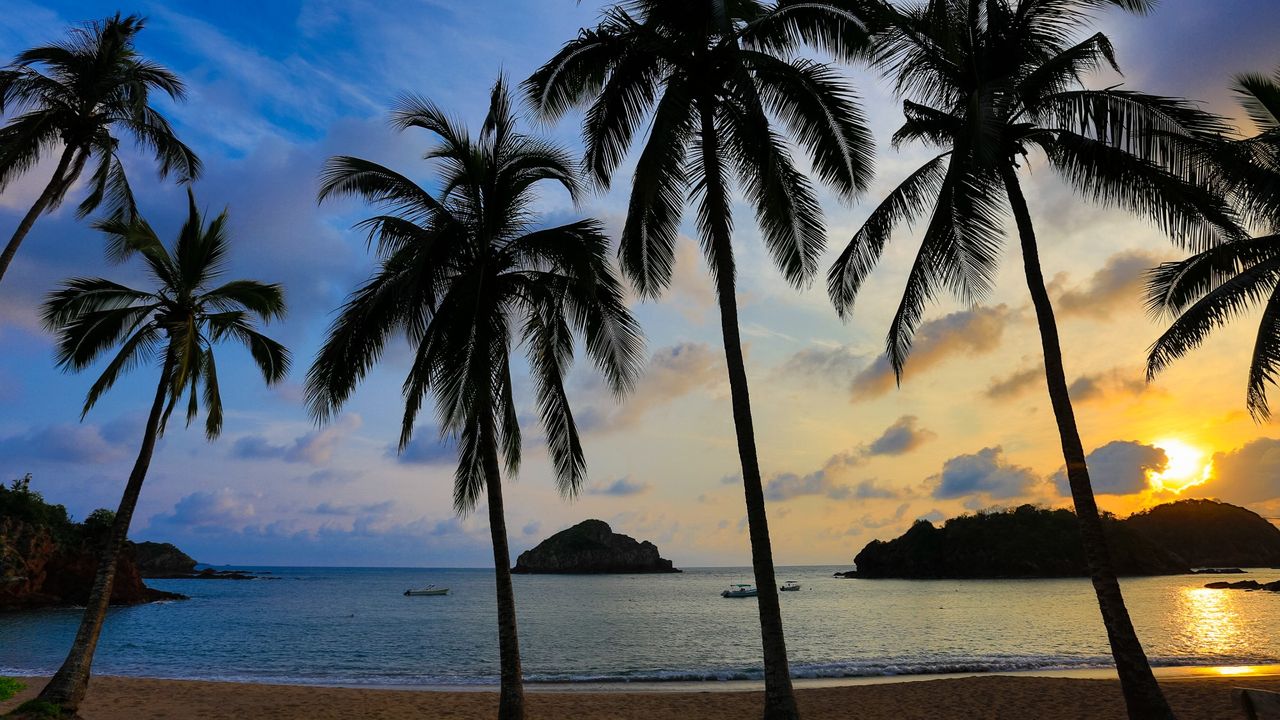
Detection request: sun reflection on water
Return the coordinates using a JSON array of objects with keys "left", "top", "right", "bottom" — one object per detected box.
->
[{"left": 1180, "top": 588, "right": 1242, "bottom": 655}]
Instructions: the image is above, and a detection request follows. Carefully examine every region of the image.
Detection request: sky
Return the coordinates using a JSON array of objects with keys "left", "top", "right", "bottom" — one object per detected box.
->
[{"left": 2, "top": 0, "right": 1279, "bottom": 568}]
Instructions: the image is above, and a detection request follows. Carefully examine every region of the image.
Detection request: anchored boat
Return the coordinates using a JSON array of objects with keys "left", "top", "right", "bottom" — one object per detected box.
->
[
  {"left": 404, "top": 584, "right": 449, "bottom": 596},
  {"left": 721, "top": 584, "right": 758, "bottom": 598}
]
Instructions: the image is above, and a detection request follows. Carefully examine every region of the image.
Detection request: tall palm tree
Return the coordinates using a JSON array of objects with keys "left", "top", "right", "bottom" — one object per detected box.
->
[
  {"left": 306, "top": 78, "right": 643, "bottom": 720},
  {"left": 827, "top": 2, "right": 1242, "bottom": 718},
  {"left": 1146, "top": 66, "right": 1280, "bottom": 419},
  {"left": 0, "top": 12, "right": 200, "bottom": 287},
  {"left": 35, "top": 190, "right": 289, "bottom": 712},
  {"left": 526, "top": 4, "right": 873, "bottom": 716}
]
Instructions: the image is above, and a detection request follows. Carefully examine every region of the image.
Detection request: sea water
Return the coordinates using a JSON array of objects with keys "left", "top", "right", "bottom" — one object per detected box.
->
[{"left": 2, "top": 566, "right": 1278, "bottom": 686}]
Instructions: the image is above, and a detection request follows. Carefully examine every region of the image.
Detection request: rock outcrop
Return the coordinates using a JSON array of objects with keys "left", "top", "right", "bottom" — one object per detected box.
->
[
  {"left": 512, "top": 519, "right": 680, "bottom": 574},
  {"left": 0, "top": 480, "right": 184, "bottom": 610},
  {"left": 133, "top": 541, "right": 198, "bottom": 578}
]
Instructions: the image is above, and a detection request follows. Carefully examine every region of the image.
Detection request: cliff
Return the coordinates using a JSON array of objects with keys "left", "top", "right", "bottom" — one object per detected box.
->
[
  {"left": 512, "top": 519, "right": 680, "bottom": 574},
  {"left": 0, "top": 479, "right": 184, "bottom": 610}
]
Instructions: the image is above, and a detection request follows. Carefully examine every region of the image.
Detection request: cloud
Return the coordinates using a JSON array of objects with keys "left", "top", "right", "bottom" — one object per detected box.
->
[
  {"left": 1051, "top": 250, "right": 1164, "bottom": 318},
  {"left": 1052, "top": 441, "right": 1167, "bottom": 496},
  {"left": 292, "top": 469, "right": 359, "bottom": 486},
  {"left": 851, "top": 305, "right": 1013, "bottom": 399},
  {"left": 931, "top": 446, "right": 1037, "bottom": 499},
  {"left": 309, "top": 500, "right": 395, "bottom": 516},
  {"left": 986, "top": 366, "right": 1042, "bottom": 400},
  {"left": 866, "top": 415, "right": 936, "bottom": 456},
  {"left": 773, "top": 345, "right": 864, "bottom": 385},
  {"left": 150, "top": 489, "right": 259, "bottom": 531},
  {"left": 586, "top": 476, "right": 651, "bottom": 497},
  {"left": 1068, "top": 368, "right": 1151, "bottom": 403},
  {"left": 522, "top": 521, "right": 542, "bottom": 536},
  {"left": 396, "top": 434, "right": 459, "bottom": 465},
  {"left": 231, "top": 415, "right": 362, "bottom": 466},
  {"left": 763, "top": 416, "right": 932, "bottom": 502},
  {"left": 765, "top": 468, "right": 900, "bottom": 503},
  {"left": 0, "top": 424, "right": 131, "bottom": 466},
  {"left": 1205, "top": 437, "right": 1280, "bottom": 504},
  {"left": 578, "top": 343, "right": 723, "bottom": 432}
]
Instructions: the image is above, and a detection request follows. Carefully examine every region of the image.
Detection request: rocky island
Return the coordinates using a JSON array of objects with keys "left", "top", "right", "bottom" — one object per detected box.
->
[
  {"left": 841, "top": 499, "right": 1280, "bottom": 579},
  {"left": 512, "top": 519, "right": 680, "bottom": 574}
]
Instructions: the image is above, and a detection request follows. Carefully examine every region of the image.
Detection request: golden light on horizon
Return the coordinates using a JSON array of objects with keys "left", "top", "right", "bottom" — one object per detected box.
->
[{"left": 1149, "top": 438, "right": 1213, "bottom": 494}]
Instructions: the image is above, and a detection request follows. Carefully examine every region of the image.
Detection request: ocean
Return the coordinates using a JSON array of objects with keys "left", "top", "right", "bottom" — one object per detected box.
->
[{"left": 2, "top": 566, "right": 1278, "bottom": 686}]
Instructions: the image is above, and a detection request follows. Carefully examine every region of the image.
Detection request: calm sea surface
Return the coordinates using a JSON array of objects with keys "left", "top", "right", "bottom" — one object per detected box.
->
[{"left": 3, "top": 566, "right": 1278, "bottom": 685}]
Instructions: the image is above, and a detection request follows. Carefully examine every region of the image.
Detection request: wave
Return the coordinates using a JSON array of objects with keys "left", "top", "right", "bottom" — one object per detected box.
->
[{"left": 6, "top": 653, "right": 1274, "bottom": 688}]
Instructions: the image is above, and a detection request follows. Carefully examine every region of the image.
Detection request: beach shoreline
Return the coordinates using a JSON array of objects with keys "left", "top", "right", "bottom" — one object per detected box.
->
[{"left": 4, "top": 672, "right": 1280, "bottom": 719}]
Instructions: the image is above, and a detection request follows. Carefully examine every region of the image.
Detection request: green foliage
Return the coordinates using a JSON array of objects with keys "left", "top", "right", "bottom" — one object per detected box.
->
[
  {"left": 309, "top": 78, "right": 642, "bottom": 515},
  {"left": 0, "top": 677, "right": 24, "bottom": 702},
  {"left": 40, "top": 189, "right": 290, "bottom": 440},
  {"left": 0, "top": 476, "right": 73, "bottom": 541}
]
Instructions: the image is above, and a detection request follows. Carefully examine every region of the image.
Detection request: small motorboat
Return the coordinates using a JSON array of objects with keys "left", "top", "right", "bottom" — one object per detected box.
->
[
  {"left": 780, "top": 580, "right": 801, "bottom": 592},
  {"left": 404, "top": 584, "right": 449, "bottom": 596},
  {"left": 721, "top": 584, "right": 758, "bottom": 598}
]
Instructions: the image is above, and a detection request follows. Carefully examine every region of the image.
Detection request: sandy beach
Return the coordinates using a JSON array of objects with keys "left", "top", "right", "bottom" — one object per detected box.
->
[{"left": 4, "top": 674, "right": 1279, "bottom": 719}]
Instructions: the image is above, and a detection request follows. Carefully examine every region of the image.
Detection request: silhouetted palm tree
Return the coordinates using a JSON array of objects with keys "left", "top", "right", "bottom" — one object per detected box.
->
[
  {"left": 526, "top": 4, "right": 873, "bottom": 716},
  {"left": 307, "top": 78, "right": 643, "bottom": 720},
  {"left": 1147, "top": 66, "right": 1280, "bottom": 419},
  {"left": 36, "top": 190, "right": 289, "bottom": 712},
  {"left": 828, "top": 2, "right": 1242, "bottom": 718},
  {"left": 0, "top": 13, "right": 200, "bottom": 287}
]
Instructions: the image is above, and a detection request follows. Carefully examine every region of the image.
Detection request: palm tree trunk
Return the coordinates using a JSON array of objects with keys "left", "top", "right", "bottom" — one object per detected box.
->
[
  {"left": 698, "top": 102, "right": 799, "bottom": 720},
  {"left": 37, "top": 350, "right": 174, "bottom": 713},
  {"left": 482, "top": 427, "right": 525, "bottom": 720},
  {"left": 1002, "top": 166, "right": 1175, "bottom": 720},
  {"left": 0, "top": 144, "right": 79, "bottom": 288}
]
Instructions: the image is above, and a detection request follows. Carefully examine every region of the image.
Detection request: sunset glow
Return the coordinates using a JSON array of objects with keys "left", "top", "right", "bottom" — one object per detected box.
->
[{"left": 1149, "top": 439, "right": 1214, "bottom": 494}]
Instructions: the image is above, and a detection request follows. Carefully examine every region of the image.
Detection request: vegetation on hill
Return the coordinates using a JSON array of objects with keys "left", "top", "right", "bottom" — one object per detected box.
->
[{"left": 849, "top": 500, "right": 1277, "bottom": 579}]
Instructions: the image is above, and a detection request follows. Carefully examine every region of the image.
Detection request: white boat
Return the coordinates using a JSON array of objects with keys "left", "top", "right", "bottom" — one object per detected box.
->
[
  {"left": 721, "top": 584, "right": 758, "bottom": 598},
  {"left": 780, "top": 580, "right": 801, "bottom": 592},
  {"left": 404, "top": 584, "right": 449, "bottom": 596}
]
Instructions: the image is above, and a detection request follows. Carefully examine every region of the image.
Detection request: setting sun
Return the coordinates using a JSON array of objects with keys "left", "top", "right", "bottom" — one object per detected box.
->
[{"left": 1149, "top": 438, "right": 1214, "bottom": 494}]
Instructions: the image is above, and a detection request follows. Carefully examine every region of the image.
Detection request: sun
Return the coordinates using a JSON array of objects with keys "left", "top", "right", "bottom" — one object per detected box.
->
[{"left": 1148, "top": 438, "right": 1213, "bottom": 494}]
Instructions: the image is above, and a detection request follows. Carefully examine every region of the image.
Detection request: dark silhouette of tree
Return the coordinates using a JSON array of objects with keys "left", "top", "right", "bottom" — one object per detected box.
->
[
  {"left": 36, "top": 190, "right": 288, "bottom": 711},
  {"left": 526, "top": 4, "right": 874, "bottom": 716},
  {"left": 307, "top": 78, "right": 643, "bottom": 720},
  {"left": 0, "top": 13, "right": 200, "bottom": 287},
  {"left": 829, "top": 2, "right": 1242, "bottom": 717}
]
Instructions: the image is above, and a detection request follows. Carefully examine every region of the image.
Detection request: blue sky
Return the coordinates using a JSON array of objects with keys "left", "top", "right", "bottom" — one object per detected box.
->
[{"left": 2, "top": 0, "right": 1280, "bottom": 567}]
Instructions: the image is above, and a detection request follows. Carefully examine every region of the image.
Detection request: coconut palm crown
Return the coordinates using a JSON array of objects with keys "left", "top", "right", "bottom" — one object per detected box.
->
[
  {"left": 0, "top": 13, "right": 201, "bottom": 286},
  {"left": 1146, "top": 65, "right": 1280, "bottom": 420}
]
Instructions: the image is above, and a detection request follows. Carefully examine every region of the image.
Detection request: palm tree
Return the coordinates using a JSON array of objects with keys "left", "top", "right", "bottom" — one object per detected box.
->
[
  {"left": 306, "top": 78, "right": 643, "bottom": 720},
  {"left": 34, "top": 190, "right": 289, "bottom": 712},
  {"left": 0, "top": 12, "right": 200, "bottom": 287},
  {"left": 827, "top": 2, "right": 1242, "bottom": 718},
  {"left": 525, "top": 4, "right": 873, "bottom": 716},
  {"left": 1147, "top": 66, "right": 1280, "bottom": 419}
]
